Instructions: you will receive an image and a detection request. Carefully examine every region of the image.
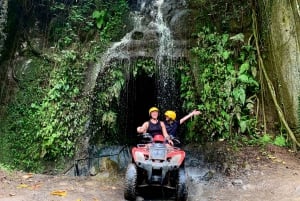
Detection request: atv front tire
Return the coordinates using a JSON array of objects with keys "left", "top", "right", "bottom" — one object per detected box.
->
[
  {"left": 176, "top": 167, "right": 188, "bottom": 201},
  {"left": 124, "top": 163, "right": 137, "bottom": 201}
]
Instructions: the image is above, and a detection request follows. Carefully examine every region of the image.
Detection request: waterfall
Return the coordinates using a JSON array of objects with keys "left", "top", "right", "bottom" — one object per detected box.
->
[
  {"left": 83, "top": 0, "right": 190, "bottom": 174},
  {"left": 86, "top": 0, "right": 178, "bottom": 107},
  {"left": 154, "top": 0, "right": 176, "bottom": 111},
  {"left": 156, "top": 0, "right": 173, "bottom": 62},
  {"left": 84, "top": 5, "right": 144, "bottom": 93},
  {"left": 0, "top": 0, "right": 8, "bottom": 58}
]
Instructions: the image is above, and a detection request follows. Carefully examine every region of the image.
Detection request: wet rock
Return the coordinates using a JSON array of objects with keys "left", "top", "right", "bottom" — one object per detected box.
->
[
  {"left": 202, "top": 170, "right": 214, "bottom": 181},
  {"left": 243, "top": 162, "right": 251, "bottom": 170},
  {"left": 96, "top": 172, "right": 110, "bottom": 178},
  {"left": 132, "top": 31, "right": 144, "bottom": 40},
  {"left": 225, "top": 164, "right": 238, "bottom": 176},
  {"left": 232, "top": 179, "right": 243, "bottom": 186},
  {"left": 169, "top": 9, "right": 196, "bottom": 39},
  {"left": 89, "top": 166, "right": 97, "bottom": 176}
]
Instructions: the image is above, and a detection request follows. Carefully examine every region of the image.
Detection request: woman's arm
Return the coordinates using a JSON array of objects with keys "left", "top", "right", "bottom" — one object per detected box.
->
[
  {"left": 137, "top": 121, "right": 149, "bottom": 134},
  {"left": 179, "top": 109, "right": 201, "bottom": 125}
]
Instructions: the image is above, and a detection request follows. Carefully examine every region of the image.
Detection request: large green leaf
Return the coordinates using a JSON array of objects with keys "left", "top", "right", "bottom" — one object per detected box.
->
[
  {"left": 233, "top": 88, "right": 246, "bottom": 104},
  {"left": 239, "top": 62, "right": 249, "bottom": 75},
  {"left": 92, "top": 10, "right": 106, "bottom": 29}
]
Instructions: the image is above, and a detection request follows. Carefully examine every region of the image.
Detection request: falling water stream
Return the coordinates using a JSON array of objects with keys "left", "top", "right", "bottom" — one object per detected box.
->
[
  {"left": 81, "top": 0, "right": 212, "bottom": 200},
  {"left": 85, "top": 0, "right": 181, "bottom": 110},
  {"left": 155, "top": 0, "right": 177, "bottom": 110},
  {"left": 0, "top": 0, "right": 8, "bottom": 58}
]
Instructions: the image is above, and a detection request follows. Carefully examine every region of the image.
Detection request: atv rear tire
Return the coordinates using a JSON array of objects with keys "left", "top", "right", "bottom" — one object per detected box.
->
[
  {"left": 176, "top": 167, "right": 188, "bottom": 201},
  {"left": 124, "top": 163, "right": 137, "bottom": 201}
]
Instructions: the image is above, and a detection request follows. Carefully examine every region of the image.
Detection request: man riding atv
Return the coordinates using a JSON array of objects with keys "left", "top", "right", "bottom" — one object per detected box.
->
[{"left": 124, "top": 107, "right": 188, "bottom": 201}]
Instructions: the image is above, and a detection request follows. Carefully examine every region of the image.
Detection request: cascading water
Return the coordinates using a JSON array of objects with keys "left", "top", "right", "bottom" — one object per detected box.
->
[
  {"left": 82, "top": 0, "right": 191, "bottom": 174},
  {"left": 86, "top": 0, "right": 184, "bottom": 111},
  {"left": 154, "top": 0, "right": 177, "bottom": 111},
  {"left": 0, "top": 0, "right": 8, "bottom": 58},
  {"left": 84, "top": 0, "right": 197, "bottom": 167},
  {"left": 84, "top": 0, "right": 193, "bottom": 148},
  {"left": 156, "top": 0, "right": 174, "bottom": 61}
]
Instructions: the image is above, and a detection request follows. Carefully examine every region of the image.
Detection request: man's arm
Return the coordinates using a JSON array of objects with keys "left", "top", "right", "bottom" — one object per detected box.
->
[{"left": 161, "top": 122, "right": 173, "bottom": 146}]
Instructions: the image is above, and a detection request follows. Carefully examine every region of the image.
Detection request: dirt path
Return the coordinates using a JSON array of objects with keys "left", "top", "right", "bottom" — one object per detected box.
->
[
  {"left": 188, "top": 144, "right": 300, "bottom": 201},
  {"left": 1, "top": 144, "right": 300, "bottom": 201},
  {"left": 0, "top": 172, "right": 124, "bottom": 201}
]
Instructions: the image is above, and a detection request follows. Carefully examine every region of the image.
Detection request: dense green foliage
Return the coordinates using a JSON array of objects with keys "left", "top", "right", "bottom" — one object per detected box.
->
[
  {"left": 1, "top": 53, "right": 88, "bottom": 171},
  {"left": 2, "top": 0, "right": 286, "bottom": 172},
  {"left": 31, "top": 52, "right": 88, "bottom": 161},
  {"left": 91, "top": 62, "right": 125, "bottom": 144},
  {"left": 0, "top": 0, "right": 129, "bottom": 172},
  {"left": 1, "top": 58, "right": 51, "bottom": 171},
  {"left": 49, "top": 0, "right": 128, "bottom": 46},
  {"left": 180, "top": 28, "right": 259, "bottom": 143}
]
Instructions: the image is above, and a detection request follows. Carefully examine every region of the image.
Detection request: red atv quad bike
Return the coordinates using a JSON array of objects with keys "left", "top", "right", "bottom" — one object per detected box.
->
[{"left": 124, "top": 133, "right": 188, "bottom": 201}]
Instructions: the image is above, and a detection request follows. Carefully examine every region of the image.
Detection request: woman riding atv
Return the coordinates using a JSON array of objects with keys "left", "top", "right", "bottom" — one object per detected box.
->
[
  {"left": 137, "top": 107, "right": 174, "bottom": 146},
  {"left": 164, "top": 109, "right": 201, "bottom": 139}
]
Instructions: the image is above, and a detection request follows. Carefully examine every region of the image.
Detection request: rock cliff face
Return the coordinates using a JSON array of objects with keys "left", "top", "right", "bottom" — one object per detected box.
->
[{"left": 109, "top": 0, "right": 196, "bottom": 59}]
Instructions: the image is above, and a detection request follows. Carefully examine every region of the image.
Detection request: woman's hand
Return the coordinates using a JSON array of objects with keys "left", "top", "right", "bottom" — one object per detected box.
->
[
  {"left": 137, "top": 126, "right": 146, "bottom": 133},
  {"left": 192, "top": 109, "right": 201, "bottom": 116}
]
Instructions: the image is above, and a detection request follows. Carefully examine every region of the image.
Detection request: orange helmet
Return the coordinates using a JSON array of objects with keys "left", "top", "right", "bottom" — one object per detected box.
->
[
  {"left": 164, "top": 110, "right": 176, "bottom": 120},
  {"left": 149, "top": 107, "right": 159, "bottom": 115}
]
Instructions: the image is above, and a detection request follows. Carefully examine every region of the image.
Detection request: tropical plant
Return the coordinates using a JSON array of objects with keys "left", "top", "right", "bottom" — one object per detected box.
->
[
  {"left": 92, "top": 10, "right": 107, "bottom": 29},
  {"left": 180, "top": 27, "right": 259, "bottom": 142},
  {"left": 0, "top": 0, "right": 130, "bottom": 171}
]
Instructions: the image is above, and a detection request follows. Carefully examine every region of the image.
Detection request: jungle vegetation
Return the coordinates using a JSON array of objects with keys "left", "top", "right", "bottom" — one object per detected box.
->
[{"left": 0, "top": 0, "right": 297, "bottom": 172}]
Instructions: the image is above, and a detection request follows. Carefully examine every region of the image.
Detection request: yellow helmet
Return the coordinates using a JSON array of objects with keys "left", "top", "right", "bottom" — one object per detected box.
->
[
  {"left": 149, "top": 107, "right": 159, "bottom": 115},
  {"left": 164, "top": 110, "right": 176, "bottom": 120}
]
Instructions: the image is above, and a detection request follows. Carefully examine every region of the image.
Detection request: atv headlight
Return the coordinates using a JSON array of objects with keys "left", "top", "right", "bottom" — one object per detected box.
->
[
  {"left": 169, "top": 154, "right": 182, "bottom": 165},
  {"left": 135, "top": 151, "right": 146, "bottom": 162}
]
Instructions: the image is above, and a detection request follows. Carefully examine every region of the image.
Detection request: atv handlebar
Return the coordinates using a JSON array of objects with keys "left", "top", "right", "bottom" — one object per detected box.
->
[
  {"left": 138, "top": 133, "right": 180, "bottom": 146},
  {"left": 137, "top": 133, "right": 153, "bottom": 144},
  {"left": 141, "top": 133, "right": 153, "bottom": 140},
  {"left": 171, "top": 137, "right": 181, "bottom": 145}
]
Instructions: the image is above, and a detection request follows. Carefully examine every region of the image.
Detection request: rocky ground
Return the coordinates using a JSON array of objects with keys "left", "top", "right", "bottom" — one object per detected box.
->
[{"left": 0, "top": 143, "right": 300, "bottom": 201}]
